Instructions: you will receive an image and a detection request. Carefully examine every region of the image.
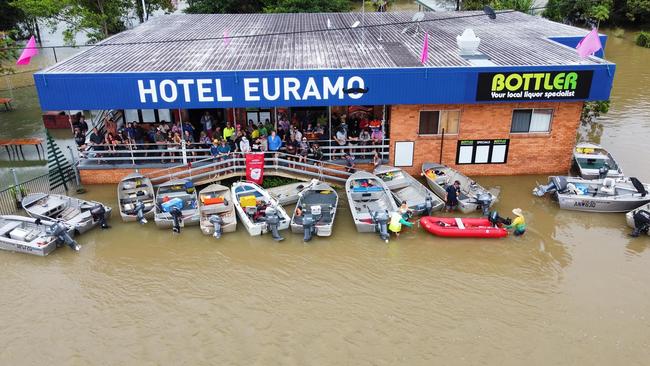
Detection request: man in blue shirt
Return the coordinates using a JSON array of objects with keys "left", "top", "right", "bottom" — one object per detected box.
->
[
  {"left": 445, "top": 180, "right": 461, "bottom": 212},
  {"left": 267, "top": 130, "right": 282, "bottom": 152}
]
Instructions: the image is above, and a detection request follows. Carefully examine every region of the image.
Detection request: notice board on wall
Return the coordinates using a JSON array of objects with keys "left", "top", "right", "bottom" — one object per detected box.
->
[
  {"left": 394, "top": 141, "right": 414, "bottom": 167},
  {"left": 456, "top": 139, "right": 509, "bottom": 165}
]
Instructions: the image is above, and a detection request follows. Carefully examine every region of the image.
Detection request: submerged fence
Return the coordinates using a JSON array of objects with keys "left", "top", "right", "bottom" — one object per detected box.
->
[{"left": 0, "top": 167, "right": 78, "bottom": 215}]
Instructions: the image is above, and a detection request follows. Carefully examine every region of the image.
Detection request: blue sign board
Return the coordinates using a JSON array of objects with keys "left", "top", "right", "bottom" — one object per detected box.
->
[{"left": 34, "top": 64, "right": 615, "bottom": 110}]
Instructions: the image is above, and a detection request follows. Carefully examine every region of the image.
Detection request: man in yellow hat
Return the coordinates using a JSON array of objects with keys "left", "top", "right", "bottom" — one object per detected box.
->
[{"left": 506, "top": 208, "right": 526, "bottom": 236}]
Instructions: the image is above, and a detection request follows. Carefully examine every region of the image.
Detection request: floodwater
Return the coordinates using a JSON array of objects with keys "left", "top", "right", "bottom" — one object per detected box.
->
[{"left": 1, "top": 26, "right": 650, "bottom": 366}]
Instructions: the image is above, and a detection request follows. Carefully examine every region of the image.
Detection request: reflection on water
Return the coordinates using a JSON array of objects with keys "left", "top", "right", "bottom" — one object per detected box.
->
[{"left": 1, "top": 23, "right": 650, "bottom": 366}]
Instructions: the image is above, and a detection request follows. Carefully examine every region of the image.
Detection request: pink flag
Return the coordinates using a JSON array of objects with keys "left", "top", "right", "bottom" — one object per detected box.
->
[
  {"left": 420, "top": 33, "right": 429, "bottom": 64},
  {"left": 16, "top": 35, "right": 39, "bottom": 65},
  {"left": 223, "top": 30, "right": 230, "bottom": 46},
  {"left": 576, "top": 29, "right": 602, "bottom": 59}
]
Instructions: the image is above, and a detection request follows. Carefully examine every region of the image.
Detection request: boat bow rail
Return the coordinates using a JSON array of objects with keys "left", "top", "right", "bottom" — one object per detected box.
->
[{"left": 145, "top": 152, "right": 353, "bottom": 187}]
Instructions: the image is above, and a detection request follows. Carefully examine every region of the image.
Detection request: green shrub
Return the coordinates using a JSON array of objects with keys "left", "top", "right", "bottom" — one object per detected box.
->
[{"left": 636, "top": 31, "right": 650, "bottom": 48}]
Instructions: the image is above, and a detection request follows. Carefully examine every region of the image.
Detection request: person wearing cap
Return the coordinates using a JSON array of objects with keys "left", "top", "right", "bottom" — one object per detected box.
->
[
  {"left": 445, "top": 180, "right": 461, "bottom": 212},
  {"left": 506, "top": 208, "right": 526, "bottom": 236}
]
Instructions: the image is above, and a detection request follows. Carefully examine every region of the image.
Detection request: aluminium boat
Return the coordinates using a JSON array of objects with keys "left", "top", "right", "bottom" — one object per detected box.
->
[
  {"left": 268, "top": 179, "right": 319, "bottom": 206},
  {"left": 22, "top": 193, "right": 112, "bottom": 234},
  {"left": 231, "top": 181, "right": 290, "bottom": 236},
  {"left": 374, "top": 165, "right": 444, "bottom": 215},
  {"left": 117, "top": 172, "right": 155, "bottom": 223},
  {"left": 345, "top": 171, "right": 398, "bottom": 240},
  {"left": 421, "top": 162, "right": 497, "bottom": 214},
  {"left": 198, "top": 183, "right": 237, "bottom": 237},
  {"left": 572, "top": 143, "right": 623, "bottom": 180},
  {"left": 533, "top": 176, "right": 650, "bottom": 213},
  {"left": 0, "top": 215, "right": 77, "bottom": 256},
  {"left": 154, "top": 179, "right": 200, "bottom": 229},
  {"left": 290, "top": 181, "right": 338, "bottom": 239}
]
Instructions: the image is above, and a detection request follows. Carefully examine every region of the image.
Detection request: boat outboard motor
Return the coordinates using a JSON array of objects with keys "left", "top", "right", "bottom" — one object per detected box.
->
[
  {"left": 302, "top": 214, "right": 316, "bottom": 242},
  {"left": 47, "top": 221, "right": 80, "bottom": 251},
  {"left": 91, "top": 204, "right": 110, "bottom": 229},
  {"left": 488, "top": 211, "right": 511, "bottom": 227},
  {"left": 208, "top": 215, "right": 224, "bottom": 239},
  {"left": 533, "top": 176, "right": 568, "bottom": 197},
  {"left": 371, "top": 210, "right": 390, "bottom": 242},
  {"left": 170, "top": 206, "right": 183, "bottom": 233},
  {"left": 134, "top": 200, "right": 147, "bottom": 225},
  {"left": 476, "top": 193, "right": 493, "bottom": 216},
  {"left": 424, "top": 195, "right": 434, "bottom": 217},
  {"left": 264, "top": 207, "right": 284, "bottom": 241},
  {"left": 630, "top": 210, "right": 650, "bottom": 237}
]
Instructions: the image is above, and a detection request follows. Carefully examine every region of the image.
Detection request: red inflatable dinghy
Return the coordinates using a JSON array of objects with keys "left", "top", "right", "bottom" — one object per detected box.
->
[{"left": 420, "top": 216, "right": 508, "bottom": 238}]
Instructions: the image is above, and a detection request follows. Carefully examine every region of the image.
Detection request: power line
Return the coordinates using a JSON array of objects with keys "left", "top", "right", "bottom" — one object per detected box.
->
[{"left": 3, "top": 10, "right": 520, "bottom": 51}]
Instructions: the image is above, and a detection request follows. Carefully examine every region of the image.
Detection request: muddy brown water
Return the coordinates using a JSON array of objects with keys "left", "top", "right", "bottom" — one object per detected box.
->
[{"left": 1, "top": 29, "right": 650, "bottom": 365}]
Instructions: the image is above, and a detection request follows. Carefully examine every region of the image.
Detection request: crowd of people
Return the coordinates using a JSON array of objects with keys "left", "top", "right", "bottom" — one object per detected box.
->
[{"left": 73, "top": 111, "right": 387, "bottom": 168}]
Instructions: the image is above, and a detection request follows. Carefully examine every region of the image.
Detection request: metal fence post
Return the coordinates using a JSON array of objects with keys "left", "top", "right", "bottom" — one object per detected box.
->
[
  {"left": 66, "top": 146, "right": 81, "bottom": 187},
  {"left": 10, "top": 168, "right": 22, "bottom": 202}
]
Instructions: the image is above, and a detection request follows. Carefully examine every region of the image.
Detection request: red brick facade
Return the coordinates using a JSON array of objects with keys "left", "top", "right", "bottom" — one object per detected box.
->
[{"left": 388, "top": 101, "right": 583, "bottom": 176}]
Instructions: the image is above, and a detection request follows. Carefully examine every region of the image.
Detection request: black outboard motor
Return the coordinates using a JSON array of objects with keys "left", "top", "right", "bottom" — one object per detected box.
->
[
  {"left": 630, "top": 210, "right": 650, "bottom": 237},
  {"left": 424, "top": 195, "right": 434, "bottom": 217},
  {"left": 91, "top": 204, "right": 110, "bottom": 229},
  {"left": 134, "top": 200, "right": 147, "bottom": 225},
  {"left": 372, "top": 210, "right": 390, "bottom": 242},
  {"left": 533, "top": 176, "right": 569, "bottom": 197},
  {"left": 488, "top": 210, "right": 511, "bottom": 227},
  {"left": 302, "top": 213, "right": 316, "bottom": 242},
  {"left": 208, "top": 215, "right": 223, "bottom": 239},
  {"left": 265, "top": 207, "right": 284, "bottom": 241},
  {"left": 170, "top": 206, "right": 183, "bottom": 233},
  {"left": 476, "top": 193, "right": 493, "bottom": 216},
  {"left": 630, "top": 177, "right": 648, "bottom": 197},
  {"left": 47, "top": 221, "right": 80, "bottom": 251}
]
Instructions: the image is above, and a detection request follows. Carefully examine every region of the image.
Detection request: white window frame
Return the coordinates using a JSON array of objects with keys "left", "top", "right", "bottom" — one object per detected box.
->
[{"left": 510, "top": 108, "right": 554, "bottom": 134}]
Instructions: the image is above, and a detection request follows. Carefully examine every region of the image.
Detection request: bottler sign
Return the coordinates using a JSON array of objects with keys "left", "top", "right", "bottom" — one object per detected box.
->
[{"left": 476, "top": 71, "right": 593, "bottom": 101}]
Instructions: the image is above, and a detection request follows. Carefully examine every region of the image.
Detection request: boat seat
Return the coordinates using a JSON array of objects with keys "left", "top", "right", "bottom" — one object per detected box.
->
[
  {"left": 0, "top": 221, "right": 22, "bottom": 237},
  {"left": 601, "top": 178, "right": 616, "bottom": 195},
  {"left": 58, "top": 206, "right": 82, "bottom": 221},
  {"left": 455, "top": 218, "right": 465, "bottom": 230}
]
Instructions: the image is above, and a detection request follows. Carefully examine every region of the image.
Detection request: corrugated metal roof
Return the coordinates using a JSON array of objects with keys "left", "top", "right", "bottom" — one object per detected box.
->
[{"left": 43, "top": 11, "right": 609, "bottom": 74}]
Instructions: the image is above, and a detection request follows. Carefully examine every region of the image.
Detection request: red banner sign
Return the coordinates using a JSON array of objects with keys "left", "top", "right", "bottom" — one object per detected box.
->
[{"left": 245, "top": 153, "right": 265, "bottom": 185}]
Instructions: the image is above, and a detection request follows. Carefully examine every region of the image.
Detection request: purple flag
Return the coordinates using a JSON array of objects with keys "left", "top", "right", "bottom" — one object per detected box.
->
[
  {"left": 420, "top": 33, "right": 429, "bottom": 64},
  {"left": 16, "top": 36, "right": 39, "bottom": 65},
  {"left": 576, "top": 29, "right": 602, "bottom": 59}
]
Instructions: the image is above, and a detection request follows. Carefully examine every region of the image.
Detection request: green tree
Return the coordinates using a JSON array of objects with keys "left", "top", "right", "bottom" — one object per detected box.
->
[
  {"left": 0, "top": 36, "right": 18, "bottom": 75},
  {"left": 184, "top": 0, "right": 266, "bottom": 14},
  {"left": 461, "top": 0, "right": 534, "bottom": 13},
  {"left": 264, "top": 0, "right": 352, "bottom": 13},
  {"left": 134, "top": 0, "right": 175, "bottom": 23},
  {"left": 543, "top": 0, "right": 612, "bottom": 26},
  {"left": 623, "top": 0, "right": 650, "bottom": 22}
]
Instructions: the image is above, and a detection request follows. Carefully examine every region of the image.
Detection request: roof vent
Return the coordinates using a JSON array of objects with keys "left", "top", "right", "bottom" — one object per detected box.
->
[{"left": 457, "top": 28, "right": 481, "bottom": 56}]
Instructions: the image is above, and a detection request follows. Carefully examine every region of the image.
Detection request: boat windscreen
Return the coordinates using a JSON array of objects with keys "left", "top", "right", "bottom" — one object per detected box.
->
[{"left": 576, "top": 157, "right": 618, "bottom": 170}]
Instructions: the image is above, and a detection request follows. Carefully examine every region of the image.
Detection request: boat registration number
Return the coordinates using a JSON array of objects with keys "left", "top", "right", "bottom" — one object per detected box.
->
[{"left": 574, "top": 200, "right": 597, "bottom": 208}]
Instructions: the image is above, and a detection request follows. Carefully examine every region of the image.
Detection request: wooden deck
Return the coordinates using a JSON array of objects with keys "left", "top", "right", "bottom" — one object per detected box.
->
[{"left": 0, "top": 138, "right": 45, "bottom": 160}]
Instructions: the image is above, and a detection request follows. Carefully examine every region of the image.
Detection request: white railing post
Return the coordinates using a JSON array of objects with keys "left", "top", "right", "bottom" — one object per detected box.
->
[{"left": 181, "top": 140, "right": 187, "bottom": 165}]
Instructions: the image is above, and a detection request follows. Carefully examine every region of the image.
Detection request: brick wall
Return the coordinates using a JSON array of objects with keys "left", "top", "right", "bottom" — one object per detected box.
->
[{"left": 388, "top": 101, "right": 583, "bottom": 176}]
